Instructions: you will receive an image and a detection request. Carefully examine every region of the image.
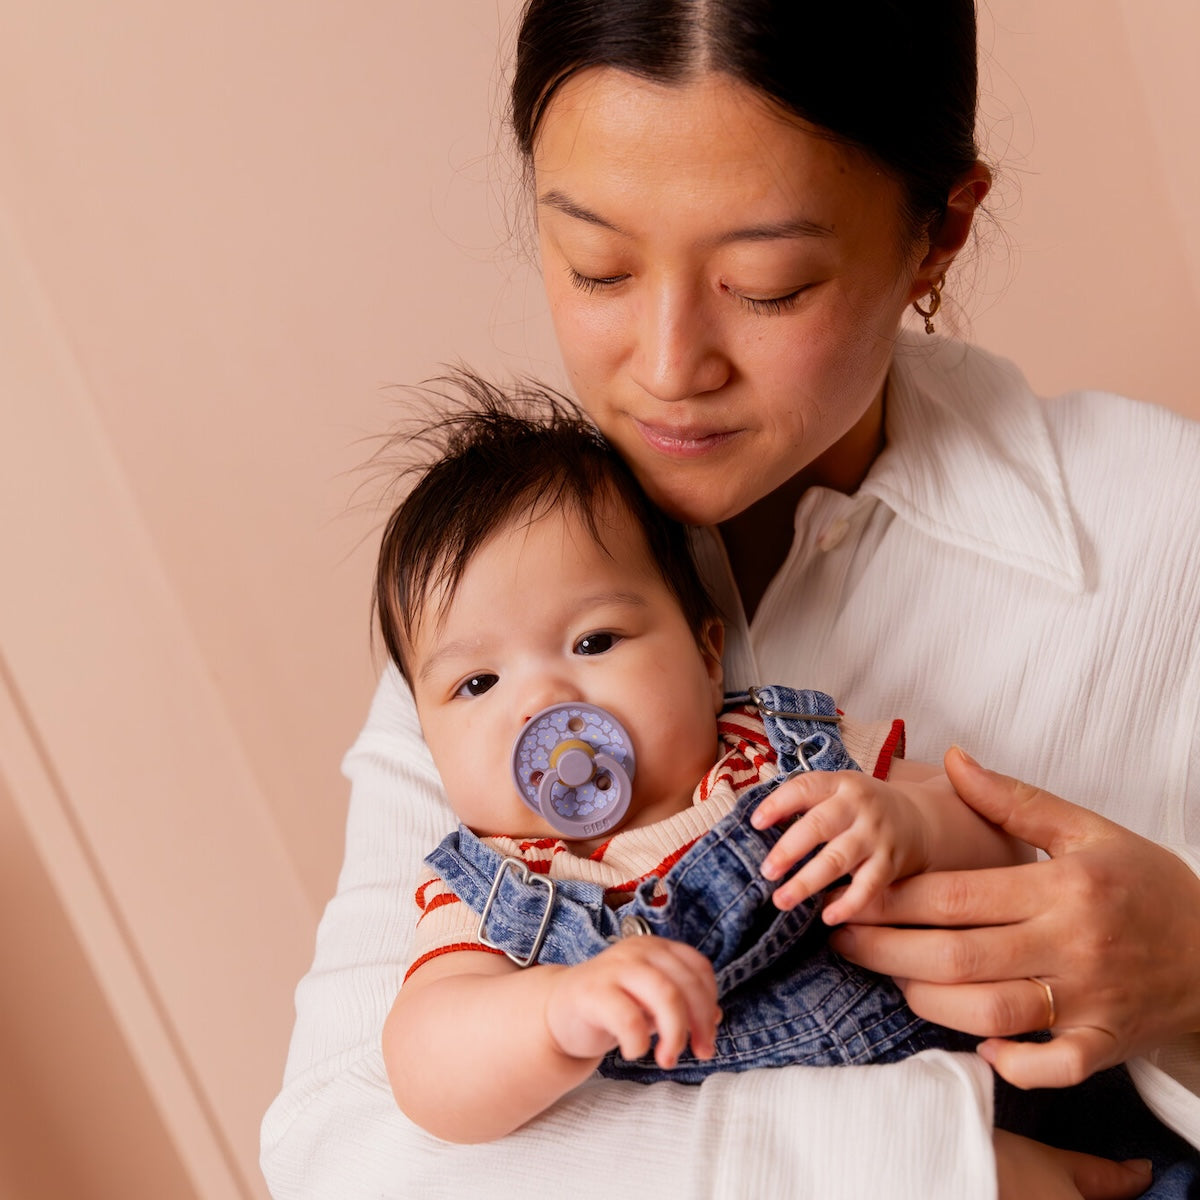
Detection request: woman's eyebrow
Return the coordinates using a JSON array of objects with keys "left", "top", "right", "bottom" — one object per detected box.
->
[
  {"left": 715, "top": 217, "right": 834, "bottom": 243},
  {"left": 538, "top": 188, "right": 623, "bottom": 233},
  {"left": 537, "top": 188, "right": 833, "bottom": 243}
]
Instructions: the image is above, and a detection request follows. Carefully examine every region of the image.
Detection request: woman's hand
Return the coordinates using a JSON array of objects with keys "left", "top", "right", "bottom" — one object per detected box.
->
[
  {"left": 993, "top": 1131, "right": 1151, "bottom": 1199},
  {"left": 829, "top": 747, "right": 1200, "bottom": 1089}
]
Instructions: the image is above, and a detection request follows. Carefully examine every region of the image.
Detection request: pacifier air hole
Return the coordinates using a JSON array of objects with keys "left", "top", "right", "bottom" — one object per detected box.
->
[{"left": 510, "top": 702, "right": 636, "bottom": 839}]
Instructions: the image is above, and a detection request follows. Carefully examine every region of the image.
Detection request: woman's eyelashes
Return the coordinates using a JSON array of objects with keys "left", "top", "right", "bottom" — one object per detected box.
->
[
  {"left": 566, "top": 266, "right": 628, "bottom": 294},
  {"left": 566, "top": 263, "right": 809, "bottom": 315},
  {"left": 733, "top": 287, "right": 807, "bottom": 315}
]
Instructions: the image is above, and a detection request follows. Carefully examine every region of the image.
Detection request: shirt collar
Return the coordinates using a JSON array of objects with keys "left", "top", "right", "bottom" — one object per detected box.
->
[{"left": 860, "top": 334, "right": 1086, "bottom": 593}]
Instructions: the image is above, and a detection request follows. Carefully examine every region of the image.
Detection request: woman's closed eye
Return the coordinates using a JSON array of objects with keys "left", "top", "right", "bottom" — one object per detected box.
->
[
  {"left": 453, "top": 672, "right": 498, "bottom": 698},
  {"left": 574, "top": 631, "right": 620, "bottom": 656},
  {"left": 566, "top": 266, "right": 629, "bottom": 295},
  {"left": 726, "top": 284, "right": 811, "bottom": 316}
]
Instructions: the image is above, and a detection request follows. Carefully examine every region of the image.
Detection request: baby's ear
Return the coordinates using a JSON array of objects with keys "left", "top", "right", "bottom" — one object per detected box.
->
[{"left": 700, "top": 619, "right": 725, "bottom": 712}]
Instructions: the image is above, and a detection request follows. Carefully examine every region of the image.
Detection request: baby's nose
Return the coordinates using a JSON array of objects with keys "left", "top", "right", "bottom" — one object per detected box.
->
[{"left": 519, "top": 679, "right": 584, "bottom": 728}]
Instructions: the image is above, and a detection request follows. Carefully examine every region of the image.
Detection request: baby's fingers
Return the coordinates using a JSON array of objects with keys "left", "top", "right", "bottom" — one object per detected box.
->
[
  {"left": 769, "top": 830, "right": 870, "bottom": 912},
  {"left": 751, "top": 771, "right": 845, "bottom": 829},
  {"left": 819, "top": 853, "right": 897, "bottom": 925},
  {"left": 760, "top": 793, "right": 858, "bottom": 886},
  {"left": 617, "top": 950, "right": 717, "bottom": 1067}
]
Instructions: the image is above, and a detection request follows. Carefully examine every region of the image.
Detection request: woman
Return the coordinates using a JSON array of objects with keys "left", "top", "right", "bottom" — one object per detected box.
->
[{"left": 262, "top": 2, "right": 1200, "bottom": 1196}]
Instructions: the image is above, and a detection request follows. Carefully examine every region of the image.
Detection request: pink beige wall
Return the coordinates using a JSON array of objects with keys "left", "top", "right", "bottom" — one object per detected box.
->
[{"left": 0, "top": 1, "right": 1196, "bottom": 1196}]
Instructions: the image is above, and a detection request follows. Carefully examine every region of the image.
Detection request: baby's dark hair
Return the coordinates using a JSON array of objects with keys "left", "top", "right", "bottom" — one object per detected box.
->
[{"left": 374, "top": 371, "right": 720, "bottom": 683}]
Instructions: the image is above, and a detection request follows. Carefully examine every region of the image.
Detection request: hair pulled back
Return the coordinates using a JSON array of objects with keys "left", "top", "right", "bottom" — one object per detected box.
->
[{"left": 511, "top": 0, "right": 979, "bottom": 235}]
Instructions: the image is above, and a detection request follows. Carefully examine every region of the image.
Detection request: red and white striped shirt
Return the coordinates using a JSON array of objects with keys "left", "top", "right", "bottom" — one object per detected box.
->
[{"left": 405, "top": 701, "right": 903, "bottom": 981}]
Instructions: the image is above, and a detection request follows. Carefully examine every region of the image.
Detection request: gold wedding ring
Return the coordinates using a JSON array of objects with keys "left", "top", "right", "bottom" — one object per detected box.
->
[{"left": 1029, "top": 976, "right": 1057, "bottom": 1029}]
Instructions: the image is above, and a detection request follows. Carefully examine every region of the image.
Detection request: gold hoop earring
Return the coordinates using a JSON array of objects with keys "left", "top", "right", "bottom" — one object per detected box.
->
[{"left": 913, "top": 273, "right": 945, "bottom": 335}]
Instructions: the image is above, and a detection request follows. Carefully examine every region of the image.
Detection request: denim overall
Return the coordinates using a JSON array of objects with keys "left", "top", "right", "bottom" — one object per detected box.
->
[
  {"left": 426, "top": 684, "right": 974, "bottom": 1082},
  {"left": 426, "top": 685, "right": 1200, "bottom": 1194}
]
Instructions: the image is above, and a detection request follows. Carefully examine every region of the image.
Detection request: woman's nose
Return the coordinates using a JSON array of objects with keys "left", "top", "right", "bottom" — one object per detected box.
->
[{"left": 629, "top": 286, "right": 730, "bottom": 403}]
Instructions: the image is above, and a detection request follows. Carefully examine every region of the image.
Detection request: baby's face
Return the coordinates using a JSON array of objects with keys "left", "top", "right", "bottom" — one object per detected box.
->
[{"left": 406, "top": 498, "right": 724, "bottom": 842}]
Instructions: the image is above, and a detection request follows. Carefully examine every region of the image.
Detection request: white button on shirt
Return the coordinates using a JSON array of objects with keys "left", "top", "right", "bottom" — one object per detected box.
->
[{"left": 816, "top": 516, "right": 851, "bottom": 552}]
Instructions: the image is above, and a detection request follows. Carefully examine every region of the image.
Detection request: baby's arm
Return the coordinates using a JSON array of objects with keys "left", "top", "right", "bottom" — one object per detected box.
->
[
  {"left": 751, "top": 754, "right": 1033, "bottom": 925},
  {"left": 384, "top": 936, "right": 720, "bottom": 1143}
]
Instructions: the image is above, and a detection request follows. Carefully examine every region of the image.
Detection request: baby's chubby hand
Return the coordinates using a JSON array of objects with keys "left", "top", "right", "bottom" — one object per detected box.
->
[
  {"left": 544, "top": 936, "right": 720, "bottom": 1069},
  {"left": 751, "top": 771, "right": 931, "bottom": 925}
]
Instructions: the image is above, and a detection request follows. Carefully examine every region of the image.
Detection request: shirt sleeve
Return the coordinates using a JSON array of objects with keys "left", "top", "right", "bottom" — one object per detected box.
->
[
  {"left": 405, "top": 866, "right": 502, "bottom": 981},
  {"left": 260, "top": 666, "right": 1000, "bottom": 1200},
  {"left": 840, "top": 713, "right": 907, "bottom": 779}
]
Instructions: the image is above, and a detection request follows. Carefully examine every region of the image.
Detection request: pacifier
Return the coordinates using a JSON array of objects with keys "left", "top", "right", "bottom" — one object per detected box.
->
[{"left": 510, "top": 703, "right": 636, "bottom": 839}]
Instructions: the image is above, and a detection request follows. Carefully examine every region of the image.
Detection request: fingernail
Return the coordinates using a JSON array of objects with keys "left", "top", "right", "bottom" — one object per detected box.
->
[
  {"left": 975, "top": 1041, "right": 997, "bottom": 1066},
  {"left": 750, "top": 810, "right": 767, "bottom": 829},
  {"left": 760, "top": 859, "right": 778, "bottom": 880},
  {"left": 950, "top": 744, "right": 978, "bottom": 766},
  {"left": 1124, "top": 1159, "right": 1153, "bottom": 1177}
]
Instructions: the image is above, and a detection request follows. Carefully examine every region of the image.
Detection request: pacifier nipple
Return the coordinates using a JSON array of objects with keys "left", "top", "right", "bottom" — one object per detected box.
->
[{"left": 511, "top": 703, "right": 636, "bottom": 839}]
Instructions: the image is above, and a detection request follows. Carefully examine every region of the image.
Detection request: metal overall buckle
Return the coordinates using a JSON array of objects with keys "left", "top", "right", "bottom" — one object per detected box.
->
[{"left": 477, "top": 856, "right": 557, "bottom": 968}]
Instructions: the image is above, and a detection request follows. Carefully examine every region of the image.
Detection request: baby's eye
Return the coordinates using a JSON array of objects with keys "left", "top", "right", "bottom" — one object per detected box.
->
[
  {"left": 574, "top": 632, "right": 618, "bottom": 656},
  {"left": 454, "top": 673, "right": 498, "bottom": 698}
]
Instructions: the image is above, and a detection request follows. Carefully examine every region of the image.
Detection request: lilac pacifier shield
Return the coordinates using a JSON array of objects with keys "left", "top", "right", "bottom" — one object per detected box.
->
[{"left": 510, "top": 703, "right": 636, "bottom": 839}]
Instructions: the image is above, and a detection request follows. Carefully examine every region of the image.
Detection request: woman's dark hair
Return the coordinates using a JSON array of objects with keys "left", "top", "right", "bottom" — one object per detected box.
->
[
  {"left": 511, "top": 0, "right": 979, "bottom": 236},
  {"left": 374, "top": 371, "right": 719, "bottom": 683}
]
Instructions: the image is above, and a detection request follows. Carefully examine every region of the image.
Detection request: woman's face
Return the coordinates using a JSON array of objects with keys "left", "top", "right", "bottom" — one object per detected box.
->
[{"left": 533, "top": 68, "right": 928, "bottom": 526}]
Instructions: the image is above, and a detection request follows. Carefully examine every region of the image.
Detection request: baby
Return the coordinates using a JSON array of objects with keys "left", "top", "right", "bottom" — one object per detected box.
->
[
  {"left": 373, "top": 376, "right": 1025, "bottom": 1143},
  {"left": 370, "top": 377, "right": 1200, "bottom": 1197}
]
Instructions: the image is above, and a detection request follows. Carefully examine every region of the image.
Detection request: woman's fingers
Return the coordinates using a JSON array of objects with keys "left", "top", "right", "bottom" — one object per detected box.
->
[
  {"left": 895, "top": 976, "right": 1059, "bottom": 1038},
  {"left": 833, "top": 752, "right": 1200, "bottom": 1063},
  {"left": 943, "top": 745, "right": 1116, "bottom": 857},
  {"left": 828, "top": 859, "right": 1046, "bottom": 928},
  {"left": 993, "top": 1130, "right": 1152, "bottom": 1200},
  {"left": 831, "top": 912, "right": 1045, "bottom": 985},
  {"left": 979, "top": 1024, "right": 1121, "bottom": 1090}
]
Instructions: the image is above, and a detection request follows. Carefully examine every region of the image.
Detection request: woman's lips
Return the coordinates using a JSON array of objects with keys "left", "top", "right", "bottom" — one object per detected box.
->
[{"left": 633, "top": 419, "right": 738, "bottom": 458}]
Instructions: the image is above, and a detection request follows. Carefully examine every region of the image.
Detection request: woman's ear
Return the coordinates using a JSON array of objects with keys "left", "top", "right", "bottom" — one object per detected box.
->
[
  {"left": 700, "top": 619, "right": 725, "bottom": 712},
  {"left": 908, "top": 160, "right": 992, "bottom": 304}
]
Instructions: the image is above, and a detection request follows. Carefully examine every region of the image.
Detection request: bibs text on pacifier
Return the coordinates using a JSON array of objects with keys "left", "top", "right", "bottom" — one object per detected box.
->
[{"left": 510, "top": 703, "right": 636, "bottom": 839}]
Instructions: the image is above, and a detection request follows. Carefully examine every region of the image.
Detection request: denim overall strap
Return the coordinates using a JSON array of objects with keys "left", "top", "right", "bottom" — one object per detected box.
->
[
  {"left": 426, "top": 687, "right": 967, "bottom": 1079},
  {"left": 740, "top": 685, "right": 859, "bottom": 776},
  {"left": 424, "top": 686, "right": 857, "bottom": 975},
  {"left": 600, "top": 687, "right": 857, "bottom": 989},
  {"left": 425, "top": 827, "right": 622, "bottom": 967}
]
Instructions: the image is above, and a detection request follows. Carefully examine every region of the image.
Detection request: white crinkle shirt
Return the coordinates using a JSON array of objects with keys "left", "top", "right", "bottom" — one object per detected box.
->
[{"left": 261, "top": 335, "right": 1200, "bottom": 1200}]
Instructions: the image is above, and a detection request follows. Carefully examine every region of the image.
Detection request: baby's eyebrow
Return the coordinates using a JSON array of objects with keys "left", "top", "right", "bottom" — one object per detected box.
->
[
  {"left": 416, "top": 638, "right": 484, "bottom": 685},
  {"left": 572, "top": 590, "right": 651, "bottom": 617},
  {"left": 416, "top": 591, "right": 651, "bottom": 683}
]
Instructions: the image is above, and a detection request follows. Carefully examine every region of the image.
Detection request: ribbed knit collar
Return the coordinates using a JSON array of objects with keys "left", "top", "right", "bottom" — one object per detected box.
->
[{"left": 863, "top": 334, "right": 1086, "bottom": 593}]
